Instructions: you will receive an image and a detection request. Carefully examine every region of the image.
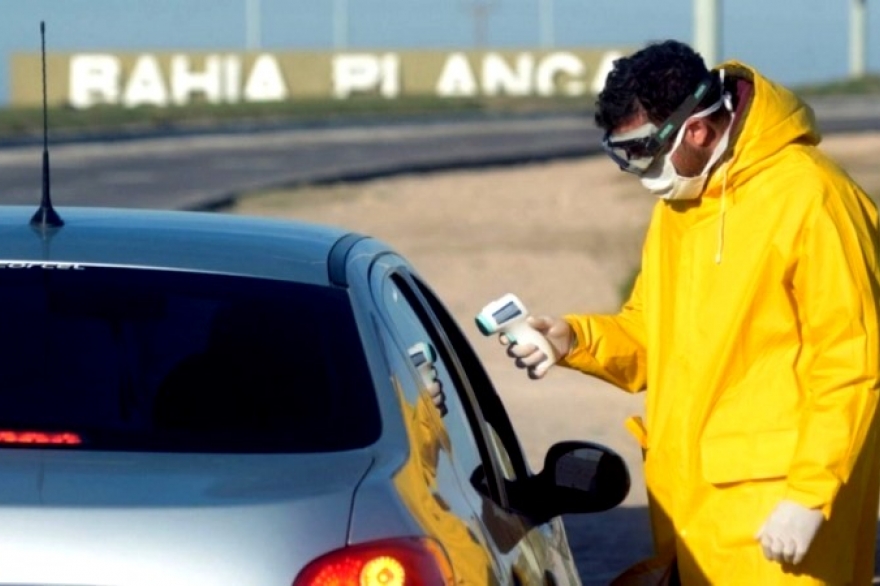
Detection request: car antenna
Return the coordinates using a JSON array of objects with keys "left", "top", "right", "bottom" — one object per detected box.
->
[{"left": 30, "top": 20, "right": 64, "bottom": 234}]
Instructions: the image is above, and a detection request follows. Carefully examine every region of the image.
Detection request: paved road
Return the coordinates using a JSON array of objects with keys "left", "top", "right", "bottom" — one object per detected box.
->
[
  {"left": 1, "top": 95, "right": 878, "bottom": 211},
  {"left": 0, "top": 116, "right": 602, "bottom": 210}
]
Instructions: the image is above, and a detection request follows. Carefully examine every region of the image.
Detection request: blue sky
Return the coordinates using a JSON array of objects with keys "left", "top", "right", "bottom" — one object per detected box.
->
[{"left": 1, "top": 0, "right": 877, "bottom": 104}]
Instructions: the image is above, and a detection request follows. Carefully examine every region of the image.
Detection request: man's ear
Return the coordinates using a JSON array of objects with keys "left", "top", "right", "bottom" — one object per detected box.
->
[{"left": 683, "top": 119, "right": 714, "bottom": 148}]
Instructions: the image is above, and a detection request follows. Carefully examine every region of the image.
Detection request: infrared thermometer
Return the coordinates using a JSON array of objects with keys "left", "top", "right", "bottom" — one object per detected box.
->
[
  {"left": 408, "top": 341, "right": 448, "bottom": 416},
  {"left": 475, "top": 293, "right": 556, "bottom": 372},
  {"left": 407, "top": 341, "right": 438, "bottom": 389}
]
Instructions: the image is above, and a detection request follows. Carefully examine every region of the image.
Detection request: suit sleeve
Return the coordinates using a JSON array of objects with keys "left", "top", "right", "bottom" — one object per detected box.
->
[
  {"left": 558, "top": 270, "right": 649, "bottom": 393},
  {"left": 785, "top": 190, "right": 880, "bottom": 515}
]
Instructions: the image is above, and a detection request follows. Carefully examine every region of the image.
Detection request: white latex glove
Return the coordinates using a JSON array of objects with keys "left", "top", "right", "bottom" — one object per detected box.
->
[
  {"left": 502, "top": 316, "right": 574, "bottom": 379},
  {"left": 755, "top": 499, "right": 824, "bottom": 566},
  {"left": 426, "top": 378, "right": 447, "bottom": 417}
]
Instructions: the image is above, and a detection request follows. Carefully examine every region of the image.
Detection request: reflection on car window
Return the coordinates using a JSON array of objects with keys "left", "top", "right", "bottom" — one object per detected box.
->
[
  {"left": 413, "top": 277, "right": 529, "bottom": 481},
  {"left": 381, "top": 277, "right": 485, "bottom": 484},
  {"left": 0, "top": 267, "right": 380, "bottom": 453},
  {"left": 485, "top": 425, "right": 516, "bottom": 481}
]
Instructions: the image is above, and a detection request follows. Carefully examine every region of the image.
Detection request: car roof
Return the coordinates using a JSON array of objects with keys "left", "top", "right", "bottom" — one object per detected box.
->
[{"left": 0, "top": 206, "right": 362, "bottom": 285}]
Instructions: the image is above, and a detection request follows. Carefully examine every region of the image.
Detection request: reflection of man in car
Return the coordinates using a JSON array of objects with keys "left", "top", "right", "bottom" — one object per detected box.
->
[
  {"left": 391, "top": 374, "right": 493, "bottom": 585},
  {"left": 403, "top": 340, "right": 559, "bottom": 583}
]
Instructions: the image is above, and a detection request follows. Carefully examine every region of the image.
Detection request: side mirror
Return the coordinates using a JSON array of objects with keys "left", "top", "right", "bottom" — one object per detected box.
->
[
  {"left": 505, "top": 440, "right": 630, "bottom": 522},
  {"left": 542, "top": 440, "right": 630, "bottom": 512}
]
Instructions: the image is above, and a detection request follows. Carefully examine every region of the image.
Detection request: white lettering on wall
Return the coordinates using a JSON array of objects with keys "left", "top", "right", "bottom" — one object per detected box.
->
[
  {"left": 68, "top": 53, "right": 288, "bottom": 108},
  {"left": 333, "top": 54, "right": 400, "bottom": 98},
  {"left": 64, "top": 49, "right": 624, "bottom": 108},
  {"left": 482, "top": 53, "right": 534, "bottom": 97},
  {"left": 435, "top": 53, "right": 478, "bottom": 97},
  {"left": 380, "top": 54, "right": 400, "bottom": 98},
  {"left": 243, "top": 54, "right": 289, "bottom": 102},
  {"left": 223, "top": 55, "right": 242, "bottom": 103},
  {"left": 536, "top": 52, "right": 586, "bottom": 96},
  {"left": 436, "top": 51, "right": 595, "bottom": 97},
  {"left": 170, "top": 56, "right": 223, "bottom": 105},
  {"left": 123, "top": 55, "right": 168, "bottom": 107},
  {"left": 68, "top": 55, "right": 121, "bottom": 108}
]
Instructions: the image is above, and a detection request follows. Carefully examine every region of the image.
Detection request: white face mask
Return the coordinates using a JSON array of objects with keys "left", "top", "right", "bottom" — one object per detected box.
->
[{"left": 640, "top": 97, "right": 732, "bottom": 201}]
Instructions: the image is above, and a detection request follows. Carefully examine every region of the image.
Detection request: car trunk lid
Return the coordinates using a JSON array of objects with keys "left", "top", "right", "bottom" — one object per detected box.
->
[{"left": 0, "top": 448, "right": 373, "bottom": 586}]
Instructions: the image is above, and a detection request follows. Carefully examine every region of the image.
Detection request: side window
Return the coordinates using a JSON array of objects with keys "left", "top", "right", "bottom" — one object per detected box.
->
[
  {"left": 412, "top": 276, "right": 531, "bottom": 482},
  {"left": 382, "top": 270, "right": 532, "bottom": 503},
  {"left": 381, "top": 276, "right": 485, "bottom": 484},
  {"left": 382, "top": 273, "right": 554, "bottom": 584},
  {"left": 374, "top": 302, "right": 502, "bottom": 584}
]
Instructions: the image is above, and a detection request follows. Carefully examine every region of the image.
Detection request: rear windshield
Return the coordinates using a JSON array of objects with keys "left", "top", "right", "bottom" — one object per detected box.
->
[{"left": 0, "top": 265, "right": 380, "bottom": 453}]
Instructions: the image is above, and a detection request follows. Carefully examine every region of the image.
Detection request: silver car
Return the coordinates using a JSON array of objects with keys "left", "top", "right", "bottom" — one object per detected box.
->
[{"left": 0, "top": 205, "right": 629, "bottom": 586}]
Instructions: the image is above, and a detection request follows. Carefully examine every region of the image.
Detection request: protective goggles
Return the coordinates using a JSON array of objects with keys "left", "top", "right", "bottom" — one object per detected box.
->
[{"left": 602, "top": 75, "right": 716, "bottom": 176}]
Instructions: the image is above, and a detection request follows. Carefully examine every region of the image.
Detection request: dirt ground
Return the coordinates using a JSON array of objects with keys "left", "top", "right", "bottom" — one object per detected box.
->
[{"left": 229, "top": 131, "right": 880, "bottom": 581}]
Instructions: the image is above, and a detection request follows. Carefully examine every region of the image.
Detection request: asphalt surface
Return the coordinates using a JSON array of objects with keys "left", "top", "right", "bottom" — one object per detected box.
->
[
  {"left": 0, "top": 95, "right": 878, "bottom": 212},
  {"left": 0, "top": 116, "right": 602, "bottom": 210}
]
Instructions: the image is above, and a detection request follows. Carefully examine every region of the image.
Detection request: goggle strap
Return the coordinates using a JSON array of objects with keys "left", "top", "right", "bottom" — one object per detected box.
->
[{"left": 653, "top": 74, "right": 716, "bottom": 144}]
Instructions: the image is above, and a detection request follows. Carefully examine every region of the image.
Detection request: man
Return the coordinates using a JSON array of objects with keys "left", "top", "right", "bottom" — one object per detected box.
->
[{"left": 502, "top": 40, "right": 880, "bottom": 584}]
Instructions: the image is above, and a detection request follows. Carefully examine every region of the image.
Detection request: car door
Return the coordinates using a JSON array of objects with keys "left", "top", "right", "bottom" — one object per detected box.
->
[
  {"left": 370, "top": 255, "right": 580, "bottom": 586},
  {"left": 409, "top": 273, "right": 582, "bottom": 586}
]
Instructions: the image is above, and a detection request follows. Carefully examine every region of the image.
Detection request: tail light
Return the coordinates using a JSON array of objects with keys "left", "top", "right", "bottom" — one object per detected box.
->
[
  {"left": 0, "top": 430, "right": 82, "bottom": 445},
  {"left": 293, "top": 537, "right": 454, "bottom": 586}
]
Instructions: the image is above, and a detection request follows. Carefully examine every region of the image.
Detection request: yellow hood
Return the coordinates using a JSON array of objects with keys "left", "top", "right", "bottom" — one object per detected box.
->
[{"left": 708, "top": 60, "right": 821, "bottom": 194}]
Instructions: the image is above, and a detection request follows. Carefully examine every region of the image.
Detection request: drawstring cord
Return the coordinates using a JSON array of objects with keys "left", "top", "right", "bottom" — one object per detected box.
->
[
  {"left": 714, "top": 67, "right": 733, "bottom": 265},
  {"left": 714, "top": 166, "right": 729, "bottom": 264}
]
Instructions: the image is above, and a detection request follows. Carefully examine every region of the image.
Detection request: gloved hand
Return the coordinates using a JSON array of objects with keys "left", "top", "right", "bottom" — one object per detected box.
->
[
  {"left": 502, "top": 316, "right": 574, "bottom": 379},
  {"left": 426, "top": 377, "right": 447, "bottom": 417},
  {"left": 755, "top": 499, "right": 824, "bottom": 565}
]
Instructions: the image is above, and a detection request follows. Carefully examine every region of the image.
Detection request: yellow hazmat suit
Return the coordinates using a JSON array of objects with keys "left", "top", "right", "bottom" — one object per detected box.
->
[{"left": 562, "top": 62, "right": 880, "bottom": 585}]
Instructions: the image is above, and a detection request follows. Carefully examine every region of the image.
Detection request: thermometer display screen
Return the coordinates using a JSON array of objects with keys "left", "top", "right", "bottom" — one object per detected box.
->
[{"left": 493, "top": 301, "right": 522, "bottom": 324}]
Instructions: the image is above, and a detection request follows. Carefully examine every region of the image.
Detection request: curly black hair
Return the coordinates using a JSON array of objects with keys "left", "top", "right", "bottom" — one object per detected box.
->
[{"left": 595, "top": 40, "right": 721, "bottom": 132}]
